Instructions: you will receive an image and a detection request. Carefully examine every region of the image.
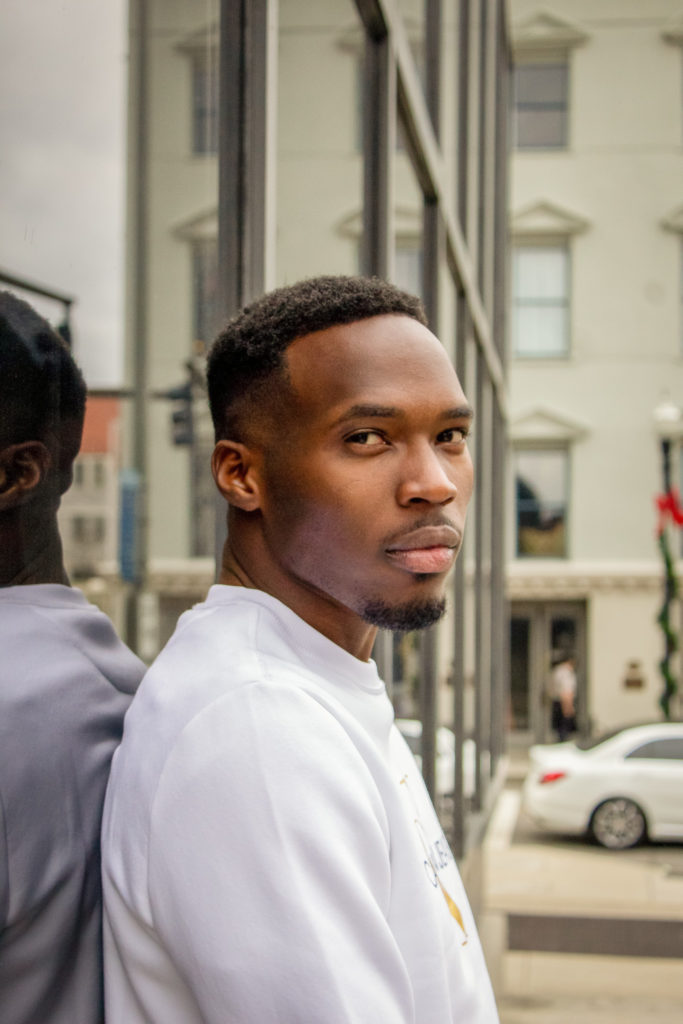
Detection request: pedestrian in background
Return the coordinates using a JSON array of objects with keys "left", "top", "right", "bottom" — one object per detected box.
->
[{"left": 549, "top": 653, "right": 577, "bottom": 741}]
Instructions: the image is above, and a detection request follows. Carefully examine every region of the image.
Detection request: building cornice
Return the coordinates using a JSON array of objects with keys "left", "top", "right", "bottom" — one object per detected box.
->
[{"left": 507, "top": 560, "right": 664, "bottom": 599}]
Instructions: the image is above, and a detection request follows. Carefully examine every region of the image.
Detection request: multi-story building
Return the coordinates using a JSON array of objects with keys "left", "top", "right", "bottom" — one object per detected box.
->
[
  {"left": 60, "top": 396, "right": 120, "bottom": 580},
  {"left": 507, "top": 0, "right": 683, "bottom": 739}
]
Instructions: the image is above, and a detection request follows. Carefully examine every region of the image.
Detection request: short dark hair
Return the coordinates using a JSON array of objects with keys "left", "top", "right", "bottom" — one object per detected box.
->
[
  {"left": 206, "top": 275, "right": 427, "bottom": 440},
  {"left": 0, "top": 291, "right": 87, "bottom": 458}
]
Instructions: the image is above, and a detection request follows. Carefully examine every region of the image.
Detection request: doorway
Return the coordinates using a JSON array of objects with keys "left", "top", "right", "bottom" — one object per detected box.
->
[{"left": 509, "top": 600, "right": 587, "bottom": 743}]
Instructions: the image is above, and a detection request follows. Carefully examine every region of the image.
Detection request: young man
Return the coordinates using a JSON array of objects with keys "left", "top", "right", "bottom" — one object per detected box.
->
[
  {"left": 102, "top": 276, "right": 499, "bottom": 1022},
  {"left": 0, "top": 292, "right": 144, "bottom": 1024}
]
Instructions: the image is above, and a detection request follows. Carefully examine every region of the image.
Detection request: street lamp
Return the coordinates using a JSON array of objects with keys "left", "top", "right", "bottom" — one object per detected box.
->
[{"left": 653, "top": 398, "right": 683, "bottom": 719}]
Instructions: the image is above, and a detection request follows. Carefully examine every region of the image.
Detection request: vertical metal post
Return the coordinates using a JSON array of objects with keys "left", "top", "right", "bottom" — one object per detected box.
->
[
  {"left": 362, "top": 21, "right": 396, "bottom": 683},
  {"left": 490, "top": 0, "right": 510, "bottom": 763},
  {"left": 451, "top": 306, "right": 468, "bottom": 858},
  {"left": 125, "top": 0, "right": 149, "bottom": 654},
  {"left": 472, "top": 349, "right": 487, "bottom": 811},
  {"left": 417, "top": 0, "right": 443, "bottom": 803},
  {"left": 361, "top": 29, "right": 395, "bottom": 282},
  {"left": 215, "top": 0, "right": 276, "bottom": 566}
]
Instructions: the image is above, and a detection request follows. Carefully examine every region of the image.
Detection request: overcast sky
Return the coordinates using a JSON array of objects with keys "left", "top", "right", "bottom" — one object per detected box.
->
[{"left": 0, "top": 0, "right": 126, "bottom": 386}]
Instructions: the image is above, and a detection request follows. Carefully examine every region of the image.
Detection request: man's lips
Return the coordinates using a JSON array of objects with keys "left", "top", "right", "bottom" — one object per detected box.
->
[{"left": 385, "top": 525, "right": 461, "bottom": 575}]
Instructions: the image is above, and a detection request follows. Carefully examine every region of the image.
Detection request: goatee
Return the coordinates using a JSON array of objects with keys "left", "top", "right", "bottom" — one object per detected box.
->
[{"left": 360, "top": 596, "right": 447, "bottom": 632}]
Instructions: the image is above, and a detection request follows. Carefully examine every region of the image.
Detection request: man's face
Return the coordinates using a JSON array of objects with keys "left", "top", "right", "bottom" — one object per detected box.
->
[{"left": 255, "top": 314, "right": 474, "bottom": 632}]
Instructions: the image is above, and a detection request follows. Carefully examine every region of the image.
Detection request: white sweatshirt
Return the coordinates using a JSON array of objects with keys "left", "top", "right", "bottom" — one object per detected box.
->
[
  {"left": 102, "top": 586, "right": 498, "bottom": 1023},
  {"left": 0, "top": 584, "right": 143, "bottom": 1024}
]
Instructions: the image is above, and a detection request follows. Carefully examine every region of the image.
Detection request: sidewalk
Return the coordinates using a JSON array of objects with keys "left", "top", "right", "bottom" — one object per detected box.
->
[{"left": 479, "top": 752, "right": 683, "bottom": 1023}]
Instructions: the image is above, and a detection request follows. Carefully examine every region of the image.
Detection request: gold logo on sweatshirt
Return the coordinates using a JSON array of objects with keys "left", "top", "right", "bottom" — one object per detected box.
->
[{"left": 400, "top": 775, "right": 468, "bottom": 944}]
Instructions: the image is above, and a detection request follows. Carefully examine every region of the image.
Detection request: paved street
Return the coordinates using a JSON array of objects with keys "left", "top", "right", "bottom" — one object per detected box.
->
[{"left": 480, "top": 766, "right": 683, "bottom": 1024}]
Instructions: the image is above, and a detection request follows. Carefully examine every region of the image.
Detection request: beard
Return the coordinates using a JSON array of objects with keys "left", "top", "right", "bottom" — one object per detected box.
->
[{"left": 360, "top": 595, "right": 447, "bottom": 632}]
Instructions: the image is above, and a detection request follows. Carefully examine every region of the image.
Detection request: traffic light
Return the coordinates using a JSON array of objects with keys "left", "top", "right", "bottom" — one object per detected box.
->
[{"left": 166, "top": 382, "right": 194, "bottom": 446}]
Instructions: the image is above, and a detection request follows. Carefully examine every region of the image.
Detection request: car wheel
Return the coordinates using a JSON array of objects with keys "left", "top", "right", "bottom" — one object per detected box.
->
[{"left": 589, "top": 797, "right": 646, "bottom": 850}]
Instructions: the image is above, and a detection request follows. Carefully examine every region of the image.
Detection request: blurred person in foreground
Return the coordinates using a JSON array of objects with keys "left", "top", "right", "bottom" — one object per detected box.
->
[
  {"left": 0, "top": 292, "right": 144, "bottom": 1023},
  {"left": 102, "top": 275, "right": 499, "bottom": 1023}
]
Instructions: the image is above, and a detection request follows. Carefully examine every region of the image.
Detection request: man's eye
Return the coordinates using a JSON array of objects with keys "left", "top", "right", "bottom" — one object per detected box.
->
[
  {"left": 346, "top": 430, "right": 385, "bottom": 446},
  {"left": 438, "top": 427, "right": 469, "bottom": 445}
]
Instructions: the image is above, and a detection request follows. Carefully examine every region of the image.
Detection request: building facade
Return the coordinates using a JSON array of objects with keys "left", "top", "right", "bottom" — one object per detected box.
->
[
  {"left": 507, "top": 0, "right": 683, "bottom": 739},
  {"left": 123, "top": 0, "right": 510, "bottom": 876}
]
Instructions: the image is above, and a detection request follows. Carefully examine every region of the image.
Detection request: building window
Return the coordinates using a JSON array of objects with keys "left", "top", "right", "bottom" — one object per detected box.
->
[
  {"left": 93, "top": 459, "right": 106, "bottom": 488},
  {"left": 513, "top": 244, "right": 569, "bottom": 358},
  {"left": 192, "top": 55, "right": 218, "bottom": 155},
  {"left": 513, "top": 61, "right": 568, "bottom": 150},
  {"left": 192, "top": 238, "right": 219, "bottom": 347},
  {"left": 515, "top": 448, "right": 568, "bottom": 558}
]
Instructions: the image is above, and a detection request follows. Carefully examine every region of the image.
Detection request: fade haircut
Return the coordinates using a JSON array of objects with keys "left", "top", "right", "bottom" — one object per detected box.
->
[
  {"left": 0, "top": 291, "right": 87, "bottom": 462},
  {"left": 207, "top": 275, "right": 427, "bottom": 441}
]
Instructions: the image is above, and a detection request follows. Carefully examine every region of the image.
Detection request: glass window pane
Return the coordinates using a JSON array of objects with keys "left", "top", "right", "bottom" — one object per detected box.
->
[
  {"left": 514, "top": 62, "right": 568, "bottom": 149},
  {"left": 516, "top": 110, "right": 566, "bottom": 149},
  {"left": 513, "top": 247, "right": 569, "bottom": 357},
  {"left": 515, "top": 64, "right": 567, "bottom": 105},
  {"left": 513, "top": 306, "right": 568, "bottom": 357},
  {"left": 515, "top": 449, "right": 568, "bottom": 558},
  {"left": 515, "top": 246, "right": 566, "bottom": 297}
]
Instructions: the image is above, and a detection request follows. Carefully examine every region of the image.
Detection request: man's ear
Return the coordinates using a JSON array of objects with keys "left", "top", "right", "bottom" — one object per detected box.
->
[
  {"left": 211, "top": 440, "right": 263, "bottom": 512},
  {"left": 0, "top": 442, "right": 52, "bottom": 510}
]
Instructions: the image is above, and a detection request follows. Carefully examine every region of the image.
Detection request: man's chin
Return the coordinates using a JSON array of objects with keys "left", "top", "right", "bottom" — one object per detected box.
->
[{"left": 360, "top": 596, "right": 447, "bottom": 632}]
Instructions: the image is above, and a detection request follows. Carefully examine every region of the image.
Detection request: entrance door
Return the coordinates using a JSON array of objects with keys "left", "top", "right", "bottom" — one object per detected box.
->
[{"left": 510, "top": 601, "right": 587, "bottom": 743}]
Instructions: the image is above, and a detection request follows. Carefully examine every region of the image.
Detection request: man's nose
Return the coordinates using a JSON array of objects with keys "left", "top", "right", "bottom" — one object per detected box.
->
[{"left": 395, "top": 444, "right": 460, "bottom": 507}]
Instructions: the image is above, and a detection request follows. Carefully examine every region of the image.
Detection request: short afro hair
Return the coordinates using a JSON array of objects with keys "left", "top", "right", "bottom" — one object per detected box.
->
[
  {"left": 0, "top": 291, "right": 87, "bottom": 457},
  {"left": 207, "top": 275, "right": 427, "bottom": 440}
]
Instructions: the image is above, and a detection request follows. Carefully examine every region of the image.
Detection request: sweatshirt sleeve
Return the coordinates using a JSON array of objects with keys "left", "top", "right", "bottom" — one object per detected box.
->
[
  {"left": 0, "top": 791, "right": 7, "bottom": 930},
  {"left": 147, "top": 681, "right": 415, "bottom": 1024}
]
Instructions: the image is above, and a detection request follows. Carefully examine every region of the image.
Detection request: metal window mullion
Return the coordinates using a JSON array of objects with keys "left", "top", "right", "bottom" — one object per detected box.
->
[
  {"left": 472, "top": 348, "right": 487, "bottom": 811},
  {"left": 361, "top": 30, "right": 395, "bottom": 281},
  {"left": 361, "top": 14, "right": 395, "bottom": 682},
  {"left": 451, "top": 304, "right": 469, "bottom": 860},
  {"left": 217, "top": 0, "right": 275, "bottom": 318}
]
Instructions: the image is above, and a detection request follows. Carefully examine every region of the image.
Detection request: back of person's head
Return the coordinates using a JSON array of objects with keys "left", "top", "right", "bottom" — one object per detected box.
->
[
  {"left": 0, "top": 291, "right": 87, "bottom": 491},
  {"left": 206, "top": 275, "right": 427, "bottom": 441}
]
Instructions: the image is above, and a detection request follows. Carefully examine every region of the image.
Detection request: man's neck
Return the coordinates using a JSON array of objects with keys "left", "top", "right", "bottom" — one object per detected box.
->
[
  {"left": 219, "top": 541, "right": 377, "bottom": 662},
  {"left": 0, "top": 514, "right": 70, "bottom": 587}
]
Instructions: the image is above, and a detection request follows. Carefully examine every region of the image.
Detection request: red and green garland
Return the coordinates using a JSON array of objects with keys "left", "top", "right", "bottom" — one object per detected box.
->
[{"left": 655, "top": 487, "right": 683, "bottom": 719}]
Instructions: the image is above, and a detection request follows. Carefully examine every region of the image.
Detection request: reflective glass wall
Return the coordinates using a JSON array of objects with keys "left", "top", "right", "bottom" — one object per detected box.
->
[{"left": 126, "top": 0, "right": 509, "bottom": 868}]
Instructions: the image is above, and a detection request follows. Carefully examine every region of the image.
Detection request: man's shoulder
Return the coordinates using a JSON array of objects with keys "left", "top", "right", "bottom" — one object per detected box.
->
[{"left": 0, "top": 584, "right": 143, "bottom": 701}]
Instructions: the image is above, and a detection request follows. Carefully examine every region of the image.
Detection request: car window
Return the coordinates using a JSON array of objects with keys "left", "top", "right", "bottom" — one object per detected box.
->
[{"left": 625, "top": 738, "right": 683, "bottom": 760}]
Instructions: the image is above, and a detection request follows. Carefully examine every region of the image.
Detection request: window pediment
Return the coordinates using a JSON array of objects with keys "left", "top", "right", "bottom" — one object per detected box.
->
[
  {"left": 511, "top": 200, "right": 589, "bottom": 239},
  {"left": 511, "top": 406, "right": 589, "bottom": 444},
  {"left": 512, "top": 10, "right": 588, "bottom": 56}
]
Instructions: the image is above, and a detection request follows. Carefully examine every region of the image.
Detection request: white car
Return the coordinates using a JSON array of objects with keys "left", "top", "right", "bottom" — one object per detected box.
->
[
  {"left": 396, "top": 719, "right": 480, "bottom": 799},
  {"left": 522, "top": 722, "right": 683, "bottom": 849}
]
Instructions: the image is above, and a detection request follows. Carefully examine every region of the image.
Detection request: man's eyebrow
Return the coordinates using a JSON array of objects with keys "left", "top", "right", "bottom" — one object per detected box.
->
[
  {"left": 444, "top": 405, "right": 474, "bottom": 421},
  {"left": 334, "top": 403, "right": 474, "bottom": 425},
  {"left": 335, "top": 404, "right": 402, "bottom": 423}
]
